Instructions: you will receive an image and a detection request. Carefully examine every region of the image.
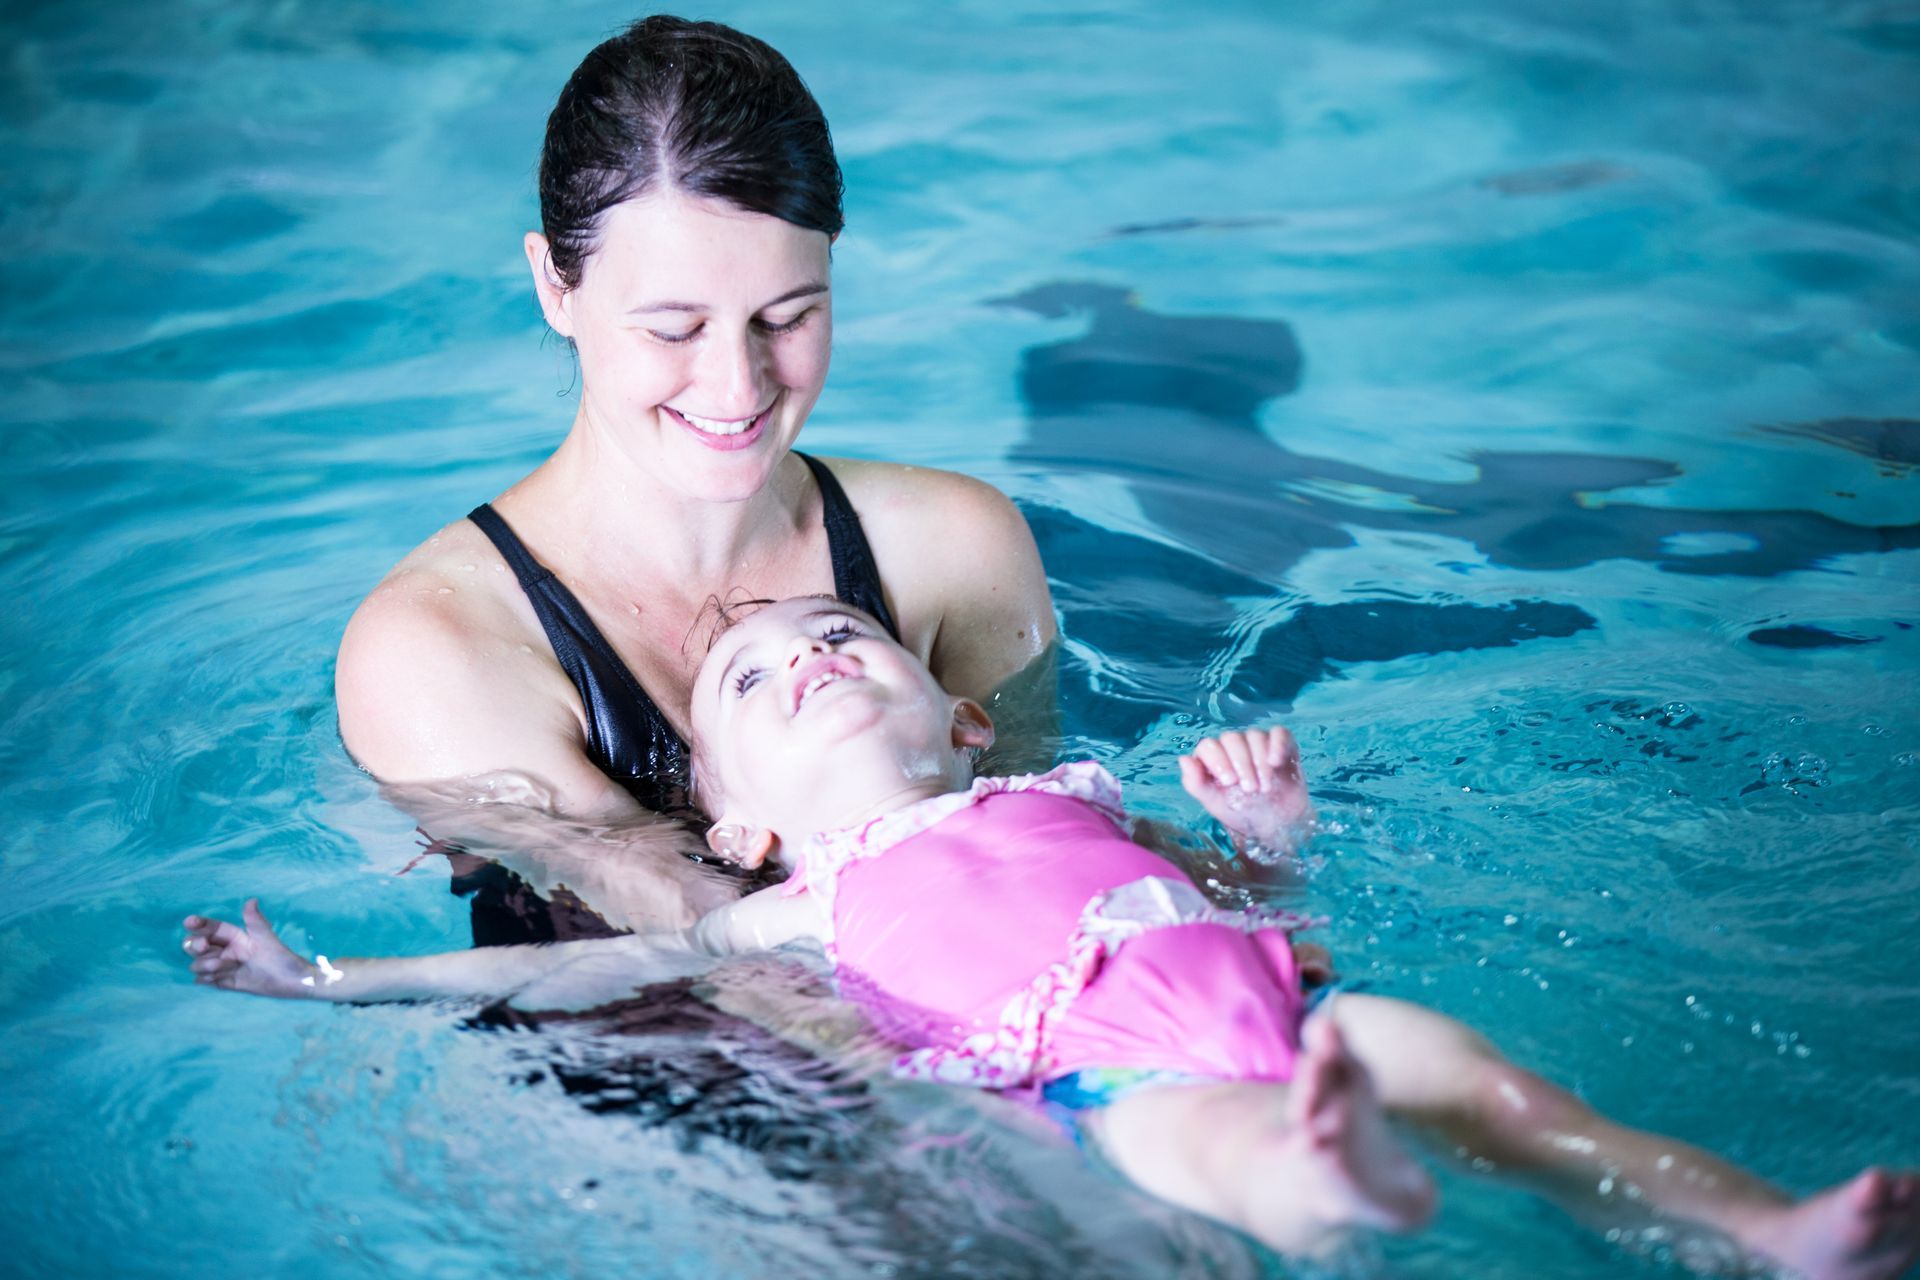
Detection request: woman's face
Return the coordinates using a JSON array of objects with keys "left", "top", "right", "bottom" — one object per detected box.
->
[{"left": 528, "top": 189, "right": 834, "bottom": 502}]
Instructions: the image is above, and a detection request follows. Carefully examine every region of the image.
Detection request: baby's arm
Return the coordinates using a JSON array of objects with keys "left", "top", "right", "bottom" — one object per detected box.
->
[
  {"left": 1177, "top": 726, "right": 1316, "bottom": 856},
  {"left": 182, "top": 888, "right": 819, "bottom": 1005}
]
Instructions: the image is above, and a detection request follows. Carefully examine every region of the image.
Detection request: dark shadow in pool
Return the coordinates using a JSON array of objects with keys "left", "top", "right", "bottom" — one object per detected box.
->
[
  {"left": 463, "top": 979, "right": 1124, "bottom": 1276},
  {"left": 998, "top": 282, "right": 1920, "bottom": 583},
  {"left": 467, "top": 978, "right": 874, "bottom": 1181},
  {"left": 1024, "top": 503, "right": 1595, "bottom": 740}
]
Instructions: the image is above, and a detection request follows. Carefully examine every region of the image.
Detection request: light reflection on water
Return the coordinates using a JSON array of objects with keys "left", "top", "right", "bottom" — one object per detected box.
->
[{"left": 3, "top": 1, "right": 1918, "bottom": 1276}]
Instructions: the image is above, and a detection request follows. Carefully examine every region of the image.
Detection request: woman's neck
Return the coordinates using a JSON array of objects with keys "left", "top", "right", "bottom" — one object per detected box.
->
[{"left": 505, "top": 406, "right": 809, "bottom": 586}]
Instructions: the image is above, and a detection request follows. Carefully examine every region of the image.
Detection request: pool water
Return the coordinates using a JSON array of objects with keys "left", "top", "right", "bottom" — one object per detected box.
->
[{"left": 3, "top": 1, "right": 1917, "bottom": 1276}]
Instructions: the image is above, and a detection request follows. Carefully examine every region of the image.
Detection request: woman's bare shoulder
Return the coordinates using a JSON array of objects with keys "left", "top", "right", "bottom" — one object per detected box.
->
[
  {"left": 820, "top": 457, "right": 1032, "bottom": 543},
  {"left": 814, "top": 456, "right": 1055, "bottom": 697},
  {"left": 335, "top": 517, "right": 575, "bottom": 783}
]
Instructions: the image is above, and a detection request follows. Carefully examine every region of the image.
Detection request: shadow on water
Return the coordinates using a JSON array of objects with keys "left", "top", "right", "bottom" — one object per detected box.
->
[
  {"left": 461, "top": 977, "right": 1121, "bottom": 1277},
  {"left": 999, "top": 282, "right": 1920, "bottom": 725}
]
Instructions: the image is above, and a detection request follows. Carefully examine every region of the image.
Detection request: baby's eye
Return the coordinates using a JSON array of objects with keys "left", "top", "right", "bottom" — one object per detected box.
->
[
  {"left": 732, "top": 667, "right": 767, "bottom": 697},
  {"left": 819, "top": 621, "right": 863, "bottom": 644}
]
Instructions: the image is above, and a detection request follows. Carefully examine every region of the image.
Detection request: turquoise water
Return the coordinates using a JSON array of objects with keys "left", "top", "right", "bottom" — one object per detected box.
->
[{"left": 3, "top": 1, "right": 1917, "bottom": 1276}]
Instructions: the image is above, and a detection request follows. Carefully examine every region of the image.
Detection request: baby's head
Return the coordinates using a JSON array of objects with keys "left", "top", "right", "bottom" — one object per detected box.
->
[{"left": 689, "top": 597, "right": 994, "bottom": 868}]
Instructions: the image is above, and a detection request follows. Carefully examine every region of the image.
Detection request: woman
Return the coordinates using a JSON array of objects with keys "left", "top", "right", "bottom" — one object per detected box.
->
[{"left": 336, "top": 17, "right": 1053, "bottom": 935}]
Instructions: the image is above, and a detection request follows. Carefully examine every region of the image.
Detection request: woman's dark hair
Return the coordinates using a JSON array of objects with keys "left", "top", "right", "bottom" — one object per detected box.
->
[{"left": 539, "top": 15, "right": 844, "bottom": 289}]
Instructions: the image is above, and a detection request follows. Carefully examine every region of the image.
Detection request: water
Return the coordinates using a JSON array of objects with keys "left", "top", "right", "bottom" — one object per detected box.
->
[{"left": 3, "top": 1, "right": 1917, "bottom": 1275}]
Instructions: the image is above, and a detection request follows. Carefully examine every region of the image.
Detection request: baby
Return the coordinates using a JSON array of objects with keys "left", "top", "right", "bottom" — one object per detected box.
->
[{"left": 186, "top": 598, "right": 1920, "bottom": 1274}]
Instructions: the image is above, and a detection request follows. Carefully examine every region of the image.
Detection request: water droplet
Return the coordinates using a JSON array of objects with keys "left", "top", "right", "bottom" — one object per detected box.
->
[
  {"left": 1863, "top": 723, "right": 1888, "bottom": 737},
  {"left": 460, "top": 563, "right": 476, "bottom": 573},
  {"left": 1503, "top": 914, "right": 1518, "bottom": 925},
  {"left": 436, "top": 587, "right": 453, "bottom": 595}
]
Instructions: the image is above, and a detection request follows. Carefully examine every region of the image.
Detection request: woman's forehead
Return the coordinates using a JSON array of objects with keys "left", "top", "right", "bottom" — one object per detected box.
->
[{"left": 587, "top": 191, "right": 830, "bottom": 295}]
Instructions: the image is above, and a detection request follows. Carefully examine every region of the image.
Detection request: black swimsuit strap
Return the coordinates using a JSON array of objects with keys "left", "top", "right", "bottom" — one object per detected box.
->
[
  {"left": 468, "top": 502, "right": 552, "bottom": 589},
  {"left": 796, "top": 452, "right": 901, "bottom": 640},
  {"left": 467, "top": 501, "right": 675, "bottom": 787}
]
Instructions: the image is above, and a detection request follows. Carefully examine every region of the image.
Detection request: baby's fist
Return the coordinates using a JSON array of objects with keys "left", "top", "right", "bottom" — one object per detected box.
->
[{"left": 1178, "top": 726, "right": 1315, "bottom": 854}]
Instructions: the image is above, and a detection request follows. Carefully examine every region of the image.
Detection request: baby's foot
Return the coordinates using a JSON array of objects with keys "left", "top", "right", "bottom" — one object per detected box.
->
[
  {"left": 1247, "top": 1012, "right": 1436, "bottom": 1244},
  {"left": 1747, "top": 1168, "right": 1920, "bottom": 1280}
]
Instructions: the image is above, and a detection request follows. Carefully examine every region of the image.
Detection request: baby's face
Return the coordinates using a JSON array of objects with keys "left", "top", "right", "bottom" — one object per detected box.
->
[{"left": 690, "top": 598, "right": 970, "bottom": 838}]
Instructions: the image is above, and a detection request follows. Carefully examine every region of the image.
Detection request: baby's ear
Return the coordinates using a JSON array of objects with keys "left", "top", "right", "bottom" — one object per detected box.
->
[
  {"left": 705, "top": 821, "right": 775, "bottom": 870},
  {"left": 950, "top": 699, "right": 995, "bottom": 752}
]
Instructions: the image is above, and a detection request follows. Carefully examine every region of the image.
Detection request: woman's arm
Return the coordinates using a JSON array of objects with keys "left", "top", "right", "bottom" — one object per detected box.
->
[
  {"left": 833, "top": 459, "right": 1061, "bottom": 770},
  {"left": 334, "top": 540, "right": 741, "bottom": 932},
  {"left": 181, "top": 889, "right": 818, "bottom": 1006}
]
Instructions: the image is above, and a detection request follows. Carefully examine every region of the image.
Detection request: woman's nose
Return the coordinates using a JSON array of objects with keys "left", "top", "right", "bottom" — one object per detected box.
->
[{"left": 697, "top": 326, "right": 767, "bottom": 418}]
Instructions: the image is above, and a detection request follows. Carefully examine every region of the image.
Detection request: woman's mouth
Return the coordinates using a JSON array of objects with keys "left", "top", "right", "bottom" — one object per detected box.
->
[{"left": 665, "top": 403, "right": 773, "bottom": 451}]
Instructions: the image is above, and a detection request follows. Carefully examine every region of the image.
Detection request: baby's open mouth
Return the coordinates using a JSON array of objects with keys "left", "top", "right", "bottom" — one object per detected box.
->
[{"left": 791, "top": 661, "right": 857, "bottom": 714}]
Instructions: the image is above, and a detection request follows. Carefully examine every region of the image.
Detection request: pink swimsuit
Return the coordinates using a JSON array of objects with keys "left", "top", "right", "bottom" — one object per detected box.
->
[{"left": 786, "top": 763, "right": 1313, "bottom": 1095}]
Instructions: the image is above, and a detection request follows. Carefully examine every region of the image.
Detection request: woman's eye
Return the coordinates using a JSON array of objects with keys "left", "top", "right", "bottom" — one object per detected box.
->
[
  {"left": 732, "top": 667, "right": 766, "bottom": 697},
  {"left": 648, "top": 325, "right": 701, "bottom": 345},
  {"left": 757, "top": 310, "right": 811, "bottom": 336}
]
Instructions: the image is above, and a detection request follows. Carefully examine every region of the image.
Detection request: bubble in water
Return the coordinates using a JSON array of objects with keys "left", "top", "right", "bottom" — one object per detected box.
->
[{"left": 1863, "top": 723, "right": 1888, "bottom": 737}]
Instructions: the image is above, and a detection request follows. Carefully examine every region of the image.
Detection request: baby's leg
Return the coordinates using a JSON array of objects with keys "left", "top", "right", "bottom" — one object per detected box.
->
[
  {"left": 1330, "top": 994, "right": 1920, "bottom": 1279},
  {"left": 1082, "top": 1014, "right": 1435, "bottom": 1256}
]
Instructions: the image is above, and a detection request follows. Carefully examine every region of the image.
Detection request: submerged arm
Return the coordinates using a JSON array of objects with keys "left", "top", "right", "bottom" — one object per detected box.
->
[{"left": 336, "top": 568, "right": 742, "bottom": 933}]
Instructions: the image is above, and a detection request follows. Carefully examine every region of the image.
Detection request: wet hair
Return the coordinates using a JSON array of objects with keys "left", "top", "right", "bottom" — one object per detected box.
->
[{"left": 539, "top": 15, "right": 845, "bottom": 289}]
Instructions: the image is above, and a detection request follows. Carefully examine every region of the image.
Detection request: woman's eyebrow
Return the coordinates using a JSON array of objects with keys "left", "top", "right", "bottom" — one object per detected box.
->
[{"left": 626, "top": 282, "right": 829, "bottom": 317}]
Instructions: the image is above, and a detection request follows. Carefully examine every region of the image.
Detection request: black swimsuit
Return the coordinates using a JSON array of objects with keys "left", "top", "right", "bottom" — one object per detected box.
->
[{"left": 451, "top": 452, "right": 899, "bottom": 943}]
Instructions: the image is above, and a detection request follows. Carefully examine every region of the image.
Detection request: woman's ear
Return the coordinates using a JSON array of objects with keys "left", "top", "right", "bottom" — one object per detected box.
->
[
  {"left": 524, "top": 231, "right": 575, "bottom": 338},
  {"left": 950, "top": 699, "right": 995, "bottom": 752},
  {"left": 705, "top": 821, "right": 775, "bottom": 871}
]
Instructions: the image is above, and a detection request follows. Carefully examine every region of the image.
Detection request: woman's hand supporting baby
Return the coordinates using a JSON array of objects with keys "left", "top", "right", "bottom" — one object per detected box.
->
[{"left": 1178, "top": 727, "right": 1316, "bottom": 856}]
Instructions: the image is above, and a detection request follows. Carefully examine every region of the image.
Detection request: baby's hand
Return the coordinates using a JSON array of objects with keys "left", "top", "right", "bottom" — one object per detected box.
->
[
  {"left": 181, "top": 900, "right": 321, "bottom": 999},
  {"left": 1178, "top": 727, "right": 1316, "bottom": 855}
]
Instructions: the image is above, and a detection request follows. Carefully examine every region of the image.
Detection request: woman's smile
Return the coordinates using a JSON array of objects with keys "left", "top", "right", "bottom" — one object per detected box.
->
[{"left": 663, "top": 401, "right": 776, "bottom": 452}]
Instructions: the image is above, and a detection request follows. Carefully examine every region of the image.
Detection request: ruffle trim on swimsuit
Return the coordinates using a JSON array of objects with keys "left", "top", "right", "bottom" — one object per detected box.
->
[
  {"left": 780, "top": 761, "right": 1130, "bottom": 916},
  {"left": 891, "top": 874, "right": 1318, "bottom": 1092}
]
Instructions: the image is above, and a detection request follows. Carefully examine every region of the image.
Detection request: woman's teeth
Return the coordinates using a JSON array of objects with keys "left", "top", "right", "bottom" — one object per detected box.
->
[{"left": 677, "top": 408, "right": 760, "bottom": 435}]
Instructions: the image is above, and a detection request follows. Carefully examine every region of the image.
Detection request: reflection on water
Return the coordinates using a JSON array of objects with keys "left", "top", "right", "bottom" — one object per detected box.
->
[{"left": 1002, "top": 281, "right": 1920, "bottom": 583}]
